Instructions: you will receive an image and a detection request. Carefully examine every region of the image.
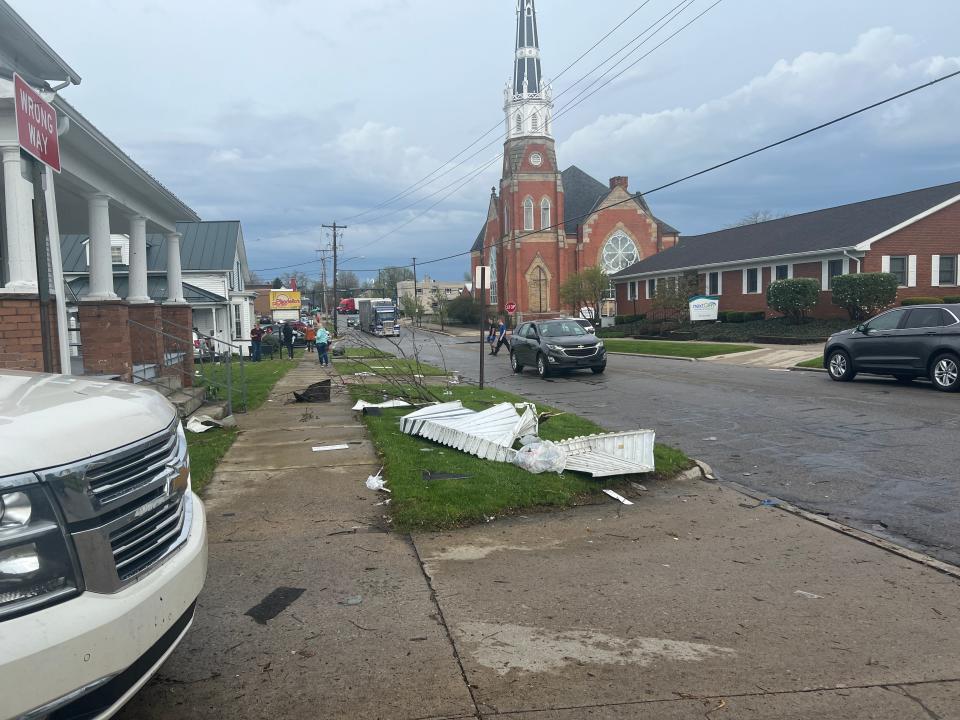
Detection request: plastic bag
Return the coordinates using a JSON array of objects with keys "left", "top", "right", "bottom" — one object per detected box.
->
[{"left": 512, "top": 440, "right": 567, "bottom": 474}]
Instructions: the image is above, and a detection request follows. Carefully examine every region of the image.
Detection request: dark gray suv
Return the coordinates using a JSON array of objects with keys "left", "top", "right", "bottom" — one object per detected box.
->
[
  {"left": 509, "top": 319, "right": 606, "bottom": 378},
  {"left": 823, "top": 304, "right": 960, "bottom": 391}
]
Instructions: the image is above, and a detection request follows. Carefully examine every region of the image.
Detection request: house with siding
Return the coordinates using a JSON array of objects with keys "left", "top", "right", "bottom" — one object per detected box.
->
[
  {"left": 62, "top": 221, "right": 255, "bottom": 352},
  {"left": 611, "top": 181, "right": 960, "bottom": 319}
]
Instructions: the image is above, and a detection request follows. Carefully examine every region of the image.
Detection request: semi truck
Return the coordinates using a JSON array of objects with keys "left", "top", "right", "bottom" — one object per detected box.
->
[
  {"left": 357, "top": 298, "right": 400, "bottom": 337},
  {"left": 337, "top": 298, "right": 357, "bottom": 314}
]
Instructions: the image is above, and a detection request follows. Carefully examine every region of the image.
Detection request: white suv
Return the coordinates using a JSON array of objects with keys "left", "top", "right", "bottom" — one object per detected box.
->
[{"left": 0, "top": 370, "right": 207, "bottom": 719}]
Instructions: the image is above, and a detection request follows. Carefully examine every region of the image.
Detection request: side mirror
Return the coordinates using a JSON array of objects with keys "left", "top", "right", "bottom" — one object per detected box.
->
[{"left": 856, "top": 324, "right": 868, "bottom": 334}]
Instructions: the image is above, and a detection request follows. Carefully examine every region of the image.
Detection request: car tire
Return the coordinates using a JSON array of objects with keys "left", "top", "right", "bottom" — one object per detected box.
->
[
  {"left": 591, "top": 364, "right": 606, "bottom": 375},
  {"left": 930, "top": 353, "right": 960, "bottom": 392},
  {"left": 510, "top": 351, "right": 523, "bottom": 374},
  {"left": 536, "top": 353, "right": 550, "bottom": 379},
  {"left": 827, "top": 349, "right": 856, "bottom": 382},
  {"left": 893, "top": 374, "right": 915, "bottom": 384}
]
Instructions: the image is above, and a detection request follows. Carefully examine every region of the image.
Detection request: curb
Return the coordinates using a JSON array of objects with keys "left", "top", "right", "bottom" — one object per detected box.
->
[
  {"left": 790, "top": 365, "right": 828, "bottom": 373},
  {"left": 706, "top": 471, "right": 960, "bottom": 580},
  {"left": 606, "top": 351, "right": 697, "bottom": 363}
]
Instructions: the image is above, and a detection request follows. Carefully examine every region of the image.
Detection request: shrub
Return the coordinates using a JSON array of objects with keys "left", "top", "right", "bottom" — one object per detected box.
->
[
  {"left": 446, "top": 295, "right": 482, "bottom": 325},
  {"left": 747, "top": 311, "right": 767, "bottom": 321},
  {"left": 766, "top": 278, "right": 820, "bottom": 323},
  {"left": 943, "top": 296, "right": 960, "bottom": 303},
  {"left": 726, "top": 311, "right": 747, "bottom": 323},
  {"left": 901, "top": 296, "right": 944, "bottom": 306},
  {"left": 598, "top": 329, "right": 626, "bottom": 338},
  {"left": 831, "top": 272, "right": 898, "bottom": 321}
]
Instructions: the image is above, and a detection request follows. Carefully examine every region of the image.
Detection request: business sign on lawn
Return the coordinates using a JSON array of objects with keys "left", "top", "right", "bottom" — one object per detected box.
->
[
  {"left": 505, "top": 301, "right": 517, "bottom": 313},
  {"left": 270, "top": 289, "right": 302, "bottom": 310},
  {"left": 689, "top": 295, "right": 720, "bottom": 321},
  {"left": 14, "top": 73, "right": 61, "bottom": 172}
]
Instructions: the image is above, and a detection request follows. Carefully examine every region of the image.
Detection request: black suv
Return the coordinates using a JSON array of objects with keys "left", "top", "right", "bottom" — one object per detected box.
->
[
  {"left": 509, "top": 319, "right": 606, "bottom": 378},
  {"left": 823, "top": 304, "right": 960, "bottom": 391}
]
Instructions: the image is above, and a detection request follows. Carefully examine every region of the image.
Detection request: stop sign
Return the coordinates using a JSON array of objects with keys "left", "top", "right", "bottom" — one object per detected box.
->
[{"left": 505, "top": 302, "right": 517, "bottom": 313}]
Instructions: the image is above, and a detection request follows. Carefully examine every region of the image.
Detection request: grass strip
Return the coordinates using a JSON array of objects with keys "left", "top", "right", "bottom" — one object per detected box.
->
[
  {"left": 603, "top": 338, "right": 756, "bottom": 358},
  {"left": 187, "top": 427, "right": 238, "bottom": 496},
  {"left": 335, "top": 358, "right": 448, "bottom": 377},
  {"left": 352, "top": 383, "right": 692, "bottom": 531},
  {"left": 796, "top": 356, "right": 824, "bottom": 369}
]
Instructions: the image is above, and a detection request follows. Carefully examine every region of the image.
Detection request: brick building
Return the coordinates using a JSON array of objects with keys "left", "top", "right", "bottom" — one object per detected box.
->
[
  {"left": 611, "top": 182, "right": 960, "bottom": 319},
  {"left": 470, "top": 0, "right": 678, "bottom": 319}
]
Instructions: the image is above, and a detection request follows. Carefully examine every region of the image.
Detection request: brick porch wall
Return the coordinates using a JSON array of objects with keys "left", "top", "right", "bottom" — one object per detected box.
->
[
  {"left": 78, "top": 300, "right": 132, "bottom": 381},
  {"left": 161, "top": 304, "right": 194, "bottom": 387},
  {"left": 128, "top": 304, "right": 164, "bottom": 367},
  {"left": 0, "top": 295, "right": 61, "bottom": 373}
]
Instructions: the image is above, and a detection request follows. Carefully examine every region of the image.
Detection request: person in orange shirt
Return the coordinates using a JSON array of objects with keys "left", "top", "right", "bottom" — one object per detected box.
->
[{"left": 304, "top": 325, "right": 317, "bottom": 352}]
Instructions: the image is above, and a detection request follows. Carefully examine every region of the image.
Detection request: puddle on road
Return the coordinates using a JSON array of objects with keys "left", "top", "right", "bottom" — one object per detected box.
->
[{"left": 457, "top": 620, "right": 735, "bottom": 675}]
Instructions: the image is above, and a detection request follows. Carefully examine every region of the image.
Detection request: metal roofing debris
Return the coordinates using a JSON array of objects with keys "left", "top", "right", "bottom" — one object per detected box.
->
[
  {"left": 400, "top": 401, "right": 539, "bottom": 462},
  {"left": 351, "top": 399, "right": 411, "bottom": 411},
  {"left": 398, "top": 403, "right": 655, "bottom": 479}
]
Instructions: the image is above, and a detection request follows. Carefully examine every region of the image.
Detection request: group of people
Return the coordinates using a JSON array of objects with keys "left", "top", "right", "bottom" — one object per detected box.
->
[
  {"left": 486, "top": 316, "right": 508, "bottom": 355},
  {"left": 248, "top": 319, "right": 331, "bottom": 365}
]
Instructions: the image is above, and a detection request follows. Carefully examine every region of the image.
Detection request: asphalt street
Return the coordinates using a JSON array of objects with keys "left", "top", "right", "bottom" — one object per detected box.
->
[{"left": 349, "top": 323, "right": 960, "bottom": 566}]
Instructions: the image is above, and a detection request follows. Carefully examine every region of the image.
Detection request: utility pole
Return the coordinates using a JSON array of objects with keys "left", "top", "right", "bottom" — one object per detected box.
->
[
  {"left": 412, "top": 257, "right": 418, "bottom": 328},
  {"left": 322, "top": 223, "right": 346, "bottom": 335}
]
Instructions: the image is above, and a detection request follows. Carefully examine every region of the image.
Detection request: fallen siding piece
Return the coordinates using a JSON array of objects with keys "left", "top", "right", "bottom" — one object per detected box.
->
[
  {"left": 313, "top": 444, "right": 350, "bottom": 452},
  {"left": 351, "top": 399, "right": 412, "bottom": 411},
  {"left": 602, "top": 489, "right": 634, "bottom": 505},
  {"left": 555, "top": 430, "right": 655, "bottom": 478},
  {"left": 400, "top": 402, "right": 539, "bottom": 462}
]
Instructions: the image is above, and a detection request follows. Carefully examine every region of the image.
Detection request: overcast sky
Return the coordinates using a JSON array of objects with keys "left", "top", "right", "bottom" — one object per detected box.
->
[{"left": 14, "top": 0, "right": 960, "bottom": 283}]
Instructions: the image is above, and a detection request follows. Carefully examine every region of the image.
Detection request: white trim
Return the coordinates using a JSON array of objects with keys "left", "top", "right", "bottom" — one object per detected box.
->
[
  {"left": 821, "top": 261, "right": 829, "bottom": 291},
  {"left": 742, "top": 266, "right": 761, "bottom": 294},
  {"left": 932, "top": 255, "right": 940, "bottom": 286},
  {"left": 645, "top": 277, "right": 656, "bottom": 299},
  {"left": 772, "top": 262, "right": 793, "bottom": 281},
  {"left": 881, "top": 255, "right": 890, "bottom": 273},
  {"left": 853, "top": 193, "right": 960, "bottom": 251},
  {"left": 908, "top": 255, "right": 917, "bottom": 287}
]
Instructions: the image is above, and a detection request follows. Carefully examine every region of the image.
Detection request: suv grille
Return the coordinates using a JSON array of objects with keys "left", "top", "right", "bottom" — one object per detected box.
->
[
  {"left": 110, "top": 494, "right": 187, "bottom": 581},
  {"left": 564, "top": 346, "right": 598, "bottom": 358},
  {"left": 85, "top": 429, "right": 178, "bottom": 503}
]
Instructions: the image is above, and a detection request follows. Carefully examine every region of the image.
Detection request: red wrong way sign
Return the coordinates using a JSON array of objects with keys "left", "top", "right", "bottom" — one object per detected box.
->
[
  {"left": 14, "top": 73, "right": 61, "bottom": 172},
  {"left": 505, "top": 302, "right": 517, "bottom": 313}
]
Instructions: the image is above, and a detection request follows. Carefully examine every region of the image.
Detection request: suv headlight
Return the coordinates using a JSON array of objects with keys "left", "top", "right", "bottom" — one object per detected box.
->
[
  {"left": 597, "top": 340, "right": 605, "bottom": 349},
  {"left": 0, "top": 477, "right": 79, "bottom": 619},
  {"left": 546, "top": 344, "right": 565, "bottom": 353}
]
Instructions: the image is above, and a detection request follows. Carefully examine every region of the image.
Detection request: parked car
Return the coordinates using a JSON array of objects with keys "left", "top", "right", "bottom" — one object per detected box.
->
[
  {"left": 823, "top": 304, "right": 960, "bottom": 391},
  {"left": 1, "top": 369, "right": 207, "bottom": 718},
  {"left": 346, "top": 317, "right": 358, "bottom": 328},
  {"left": 509, "top": 318, "right": 606, "bottom": 378},
  {"left": 572, "top": 317, "right": 595, "bottom": 334}
]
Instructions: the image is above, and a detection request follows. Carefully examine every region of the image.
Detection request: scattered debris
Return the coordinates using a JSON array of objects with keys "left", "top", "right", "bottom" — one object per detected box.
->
[
  {"left": 794, "top": 590, "right": 823, "bottom": 599},
  {"left": 400, "top": 401, "right": 538, "bottom": 462},
  {"left": 512, "top": 440, "right": 566, "bottom": 474},
  {"left": 338, "top": 595, "right": 363, "bottom": 606},
  {"left": 312, "top": 444, "right": 350, "bottom": 452},
  {"left": 703, "top": 436, "right": 718, "bottom": 441},
  {"left": 630, "top": 483, "right": 648, "bottom": 492},
  {"left": 602, "top": 489, "right": 634, "bottom": 505},
  {"left": 294, "top": 379, "right": 331, "bottom": 403},
  {"left": 185, "top": 414, "right": 228, "bottom": 434},
  {"left": 351, "top": 398, "right": 412, "bottom": 411},
  {"left": 422, "top": 470, "right": 471, "bottom": 481},
  {"left": 555, "top": 430, "right": 655, "bottom": 477},
  {"left": 326, "top": 527, "right": 360, "bottom": 536}
]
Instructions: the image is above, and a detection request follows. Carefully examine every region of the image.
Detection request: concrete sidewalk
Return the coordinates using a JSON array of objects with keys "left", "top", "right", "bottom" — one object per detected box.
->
[
  {"left": 119, "top": 356, "right": 960, "bottom": 719},
  {"left": 704, "top": 343, "right": 824, "bottom": 369}
]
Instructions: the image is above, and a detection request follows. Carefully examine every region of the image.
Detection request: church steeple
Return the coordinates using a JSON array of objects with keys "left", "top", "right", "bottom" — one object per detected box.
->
[{"left": 504, "top": 0, "right": 552, "bottom": 140}]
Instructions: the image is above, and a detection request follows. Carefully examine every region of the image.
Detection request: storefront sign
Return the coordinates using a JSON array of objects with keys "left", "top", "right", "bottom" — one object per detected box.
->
[
  {"left": 270, "top": 289, "right": 302, "bottom": 310},
  {"left": 14, "top": 73, "right": 61, "bottom": 172},
  {"left": 689, "top": 295, "right": 720, "bottom": 321},
  {"left": 474, "top": 265, "right": 491, "bottom": 289}
]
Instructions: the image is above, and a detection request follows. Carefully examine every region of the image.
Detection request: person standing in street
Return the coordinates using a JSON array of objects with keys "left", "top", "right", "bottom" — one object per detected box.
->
[
  {"left": 491, "top": 316, "right": 508, "bottom": 356},
  {"left": 305, "top": 324, "right": 317, "bottom": 353},
  {"left": 281, "top": 321, "right": 294, "bottom": 359},
  {"left": 316, "top": 323, "right": 331, "bottom": 366},
  {"left": 250, "top": 323, "right": 263, "bottom": 362}
]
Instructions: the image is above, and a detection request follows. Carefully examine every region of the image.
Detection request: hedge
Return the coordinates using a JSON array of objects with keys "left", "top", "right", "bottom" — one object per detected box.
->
[
  {"left": 767, "top": 278, "right": 821, "bottom": 323},
  {"left": 944, "top": 296, "right": 960, "bottom": 303},
  {"left": 901, "top": 296, "right": 944, "bottom": 306},
  {"left": 831, "top": 272, "right": 898, "bottom": 321}
]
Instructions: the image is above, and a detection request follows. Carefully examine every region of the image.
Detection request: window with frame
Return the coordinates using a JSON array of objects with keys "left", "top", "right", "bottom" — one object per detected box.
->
[
  {"left": 745, "top": 267, "right": 759, "bottom": 294},
  {"left": 646, "top": 278, "right": 657, "bottom": 299},
  {"left": 827, "top": 259, "right": 845, "bottom": 290},
  {"left": 233, "top": 304, "right": 242, "bottom": 339},
  {"left": 540, "top": 198, "right": 550, "bottom": 229},
  {"left": 627, "top": 281, "right": 638, "bottom": 301},
  {"left": 531, "top": 113, "right": 539, "bottom": 133},
  {"left": 866, "top": 309, "right": 905, "bottom": 332},
  {"left": 523, "top": 197, "right": 534, "bottom": 231},
  {"left": 111, "top": 245, "right": 123, "bottom": 264},
  {"left": 889, "top": 256, "right": 907, "bottom": 286},
  {"left": 489, "top": 245, "right": 498, "bottom": 304},
  {"left": 775, "top": 264, "right": 790, "bottom": 281},
  {"left": 707, "top": 271, "right": 720, "bottom": 295},
  {"left": 903, "top": 307, "right": 949, "bottom": 329},
  {"left": 515, "top": 113, "right": 522, "bottom": 133},
  {"left": 940, "top": 255, "right": 957, "bottom": 286}
]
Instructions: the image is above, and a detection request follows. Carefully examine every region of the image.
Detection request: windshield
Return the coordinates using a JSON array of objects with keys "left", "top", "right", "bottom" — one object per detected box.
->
[{"left": 539, "top": 320, "right": 587, "bottom": 337}]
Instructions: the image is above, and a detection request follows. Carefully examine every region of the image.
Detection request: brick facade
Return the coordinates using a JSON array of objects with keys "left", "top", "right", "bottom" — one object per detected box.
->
[
  {"left": 128, "top": 303, "right": 164, "bottom": 367},
  {"left": 0, "top": 295, "right": 61, "bottom": 373},
  {"left": 161, "top": 304, "right": 194, "bottom": 387},
  {"left": 77, "top": 301, "right": 133, "bottom": 381}
]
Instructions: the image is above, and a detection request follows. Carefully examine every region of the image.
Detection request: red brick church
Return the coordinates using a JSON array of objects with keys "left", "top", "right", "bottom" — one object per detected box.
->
[{"left": 471, "top": 0, "right": 679, "bottom": 317}]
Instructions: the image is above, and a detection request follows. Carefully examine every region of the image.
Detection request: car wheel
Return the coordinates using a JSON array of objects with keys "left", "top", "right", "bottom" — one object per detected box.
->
[
  {"left": 591, "top": 364, "right": 606, "bottom": 375},
  {"left": 827, "top": 349, "right": 856, "bottom": 382},
  {"left": 893, "top": 374, "right": 915, "bottom": 384},
  {"left": 536, "top": 353, "right": 550, "bottom": 379},
  {"left": 510, "top": 351, "right": 523, "bottom": 373},
  {"left": 930, "top": 353, "right": 960, "bottom": 392}
]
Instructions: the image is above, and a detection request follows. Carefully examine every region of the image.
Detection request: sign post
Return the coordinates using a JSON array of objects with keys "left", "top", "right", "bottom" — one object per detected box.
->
[
  {"left": 475, "top": 265, "right": 490, "bottom": 390},
  {"left": 14, "top": 73, "right": 61, "bottom": 373}
]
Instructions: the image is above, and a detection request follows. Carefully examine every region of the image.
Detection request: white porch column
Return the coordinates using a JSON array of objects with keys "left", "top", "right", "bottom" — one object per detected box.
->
[
  {"left": 165, "top": 231, "right": 185, "bottom": 303},
  {"left": 127, "top": 214, "right": 151, "bottom": 303},
  {"left": 1, "top": 146, "right": 38, "bottom": 292},
  {"left": 85, "top": 193, "right": 117, "bottom": 300}
]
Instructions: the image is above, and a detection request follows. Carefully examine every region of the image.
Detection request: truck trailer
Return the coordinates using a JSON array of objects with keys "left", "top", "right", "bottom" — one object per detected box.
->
[{"left": 357, "top": 298, "right": 400, "bottom": 337}]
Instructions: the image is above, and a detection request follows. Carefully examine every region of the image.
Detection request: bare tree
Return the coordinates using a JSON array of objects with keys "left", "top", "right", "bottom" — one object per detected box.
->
[{"left": 732, "top": 210, "right": 790, "bottom": 227}]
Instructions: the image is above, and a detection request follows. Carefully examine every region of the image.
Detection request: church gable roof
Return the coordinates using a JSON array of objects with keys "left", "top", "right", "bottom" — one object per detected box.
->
[
  {"left": 471, "top": 224, "right": 486, "bottom": 253},
  {"left": 561, "top": 166, "right": 608, "bottom": 235}
]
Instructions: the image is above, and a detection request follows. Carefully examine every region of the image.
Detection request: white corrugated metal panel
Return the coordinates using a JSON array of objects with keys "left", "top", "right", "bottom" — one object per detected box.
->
[
  {"left": 400, "top": 402, "right": 538, "bottom": 462},
  {"left": 555, "top": 430, "right": 655, "bottom": 477}
]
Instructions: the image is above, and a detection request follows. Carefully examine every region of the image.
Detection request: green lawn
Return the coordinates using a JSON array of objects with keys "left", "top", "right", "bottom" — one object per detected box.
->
[
  {"left": 353, "top": 383, "right": 692, "bottom": 531},
  {"left": 336, "top": 357, "right": 448, "bottom": 377},
  {"left": 336, "top": 346, "right": 393, "bottom": 359},
  {"left": 187, "top": 351, "right": 302, "bottom": 495},
  {"left": 197, "top": 349, "right": 304, "bottom": 412},
  {"left": 796, "top": 356, "right": 825, "bottom": 369},
  {"left": 603, "top": 338, "right": 755, "bottom": 358}
]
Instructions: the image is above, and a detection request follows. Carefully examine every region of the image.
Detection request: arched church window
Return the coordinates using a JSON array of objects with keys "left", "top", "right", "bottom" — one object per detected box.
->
[
  {"left": 523, "top": 197, "right": 534, "bottom": 231},
  {"left": 600, "top": 231, "right": 640, "bottom": 274},
  {"left": 489, "top": 244, "right": 498, "bottom": 304},
  {"left": 503, "top": 205, "right": 509, "bottom": 233},
  {"left": 515, "top": 113, "right": 522, "bottom": 133},
  {"left": 531, "top": 113, "right": 539, "bottom": 133},
  {"left": 540, "top": 198, "right": 550, "bottom": 229}
]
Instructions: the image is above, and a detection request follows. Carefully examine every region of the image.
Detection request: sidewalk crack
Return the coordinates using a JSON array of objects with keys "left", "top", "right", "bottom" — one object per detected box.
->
[
  {"left": 883, "top": 684, "right": 942, "bottom": 720},
  {"left": 407, "top": 534, "right": 482, "bottom": 720}
]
